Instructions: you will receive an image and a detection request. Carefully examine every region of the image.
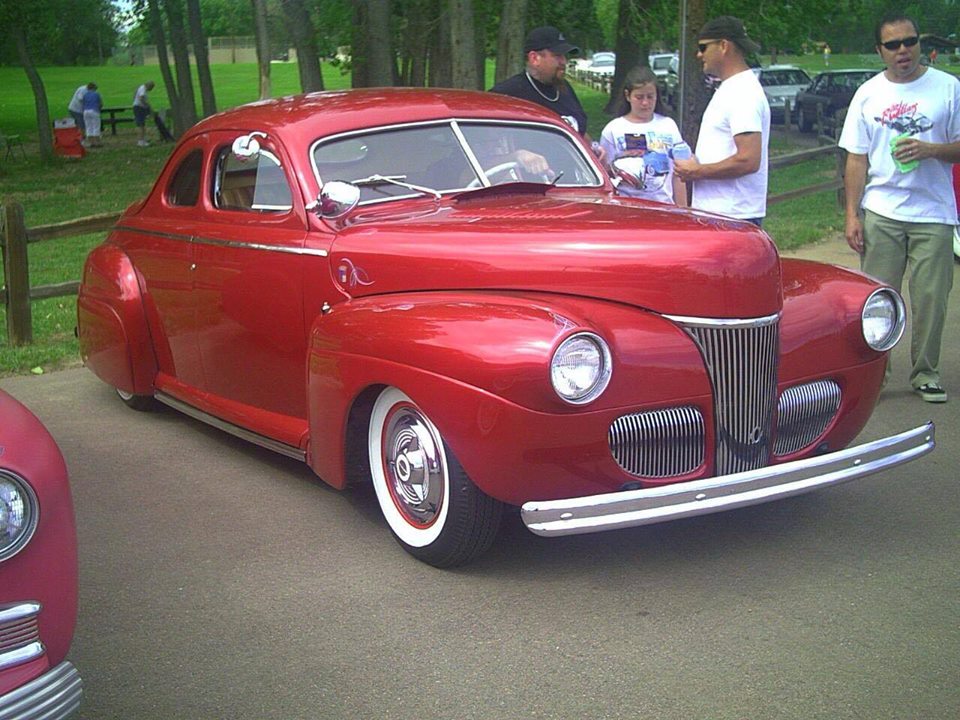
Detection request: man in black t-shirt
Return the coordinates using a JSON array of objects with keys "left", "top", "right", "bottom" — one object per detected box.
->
[{"left": 490, "top": 26, "right": 591, "bottom": 139}]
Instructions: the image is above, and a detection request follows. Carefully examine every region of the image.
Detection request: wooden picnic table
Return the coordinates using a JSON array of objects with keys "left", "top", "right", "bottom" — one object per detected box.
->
[{"left": 102, "top": 106, "right": 134, "bottom": 135}]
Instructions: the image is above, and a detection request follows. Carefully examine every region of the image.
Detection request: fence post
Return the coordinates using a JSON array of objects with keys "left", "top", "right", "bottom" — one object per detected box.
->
[
  {"left": 1, "top": 202, "right": 32, "bottom": 345},
  {"left": 835, "top": 147, "right": 847, "bottom": 211}
]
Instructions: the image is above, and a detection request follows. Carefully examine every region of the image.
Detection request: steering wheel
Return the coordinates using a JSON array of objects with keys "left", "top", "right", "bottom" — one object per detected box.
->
[{"left": 466, "top": 161, "right": 521, "bottom": 189}]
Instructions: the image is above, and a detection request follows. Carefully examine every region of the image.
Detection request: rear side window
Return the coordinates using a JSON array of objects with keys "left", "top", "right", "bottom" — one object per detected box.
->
[
  {"left": 166, "top": 150, "right": 203, "bottom": 207},
  {"left": 214, "top": 147, "right": 293, "bottom": 212}
]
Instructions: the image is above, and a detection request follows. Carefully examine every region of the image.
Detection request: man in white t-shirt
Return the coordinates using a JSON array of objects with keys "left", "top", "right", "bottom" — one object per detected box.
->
[
  {"left": 839, "top": 13, "right": 960, "bottom": 403},
  {"left": 67, "top": 84, "right": 88, "bottom": 135},
  {"left": 673, "top": 16, "right": 770, "bottom": 225}
]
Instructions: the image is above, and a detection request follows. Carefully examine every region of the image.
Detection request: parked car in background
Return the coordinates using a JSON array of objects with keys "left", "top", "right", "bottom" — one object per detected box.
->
[
  {"left": 77, "top": 88, "right": 934, "bottom": 567},
  {"left": 0, "top": 390, "right": 82, "bottom": 717},
  {"left": 584, "top": 51, "right": 616, "bottom": 79},
  {"left": 755, "top": 65, "right": 812, "bottom": 118},
  {"left": 649, "top": 52, "right": 677, "bottom": 80},
  {"left": 795, "top": 68, "right": 877, "bottom": 134}
]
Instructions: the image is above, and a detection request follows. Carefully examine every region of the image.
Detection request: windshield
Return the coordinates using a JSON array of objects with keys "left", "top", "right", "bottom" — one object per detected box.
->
[
  {"left": 760, "top": 70, "right": 811, "bottom": 86},
  {"left": 311, "top": 121, "right": 602, "bottom": 204}
]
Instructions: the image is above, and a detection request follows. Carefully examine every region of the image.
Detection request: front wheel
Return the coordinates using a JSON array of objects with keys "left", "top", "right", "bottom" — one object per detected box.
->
[
  {"left": 368, "top": 387, "right": 503, "bottom": 567},
  {"left": 116, "top": 387, "right": 156, "bottom": 411},
  {"left": 797, "top": 107, "right": 812, "bottom": 133}
]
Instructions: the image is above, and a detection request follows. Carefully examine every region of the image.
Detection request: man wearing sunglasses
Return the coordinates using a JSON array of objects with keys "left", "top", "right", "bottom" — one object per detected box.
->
[
  {"left": 839, "top": 13, "right": 960, "bottom": 403},
  {"left": 673, "top": 16, "right": 769, "bottom": 227}
]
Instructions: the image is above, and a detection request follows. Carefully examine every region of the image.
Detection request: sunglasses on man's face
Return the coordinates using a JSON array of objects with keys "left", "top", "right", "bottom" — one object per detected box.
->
[{"left": 880, "top": 35, "right": 919, "bottom": 51}]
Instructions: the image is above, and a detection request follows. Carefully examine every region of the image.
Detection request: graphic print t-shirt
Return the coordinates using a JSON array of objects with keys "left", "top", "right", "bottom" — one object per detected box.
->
[
  {"left": 600, "top": 114, "right": 683, "bottom": 203},
  {"left": 839, "top": 67, "right": 960, "bottom": 224}
]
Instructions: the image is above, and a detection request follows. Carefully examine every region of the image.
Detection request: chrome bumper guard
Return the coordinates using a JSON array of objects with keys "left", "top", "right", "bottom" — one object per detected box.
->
[
  {"left": 521, "top": 422, "right": 935, "bottom": 537},
  {"left": 0, "top": 661, "right": 82, "bottom": 720}
]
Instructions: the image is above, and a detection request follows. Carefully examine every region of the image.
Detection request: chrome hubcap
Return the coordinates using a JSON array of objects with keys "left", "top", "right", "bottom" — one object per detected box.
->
[{"left": 384, "top": 406, "right": 445, "bottom": 526}]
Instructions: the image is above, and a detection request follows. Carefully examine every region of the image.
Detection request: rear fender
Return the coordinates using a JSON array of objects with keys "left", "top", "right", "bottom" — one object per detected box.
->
[{"left": 77, "top": 244, "right": 157, "bottom": 395}]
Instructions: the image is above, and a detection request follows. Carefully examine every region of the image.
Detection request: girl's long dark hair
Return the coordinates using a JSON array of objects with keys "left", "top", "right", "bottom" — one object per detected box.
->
[{"left": 611, "top": 65, "right": 667, "bottom": 118}]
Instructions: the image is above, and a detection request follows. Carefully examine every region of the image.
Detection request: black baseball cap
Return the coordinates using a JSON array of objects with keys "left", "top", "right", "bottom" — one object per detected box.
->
[
  {"left": 697, "top": 16, "right": 761, "bottom": 54},
  {"left": 524, "top": 26, "right": 579, "bottom": 56}
]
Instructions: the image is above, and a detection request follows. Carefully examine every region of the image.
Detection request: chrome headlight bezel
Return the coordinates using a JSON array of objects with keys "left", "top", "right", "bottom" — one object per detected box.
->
[
  {"left": 550, "top": 332, "right": 613, "bottom": 405},
  {"left": 0, "top": 470, "right": 39, "bottom": 562},
  {"left": 861, "top": 288, "right": 906, "bottom": 352}
]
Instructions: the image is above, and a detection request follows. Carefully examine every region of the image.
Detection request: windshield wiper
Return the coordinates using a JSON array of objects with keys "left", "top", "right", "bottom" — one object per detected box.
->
[{"left": 352, "top": 174, "right": 441, "bottom": 199}]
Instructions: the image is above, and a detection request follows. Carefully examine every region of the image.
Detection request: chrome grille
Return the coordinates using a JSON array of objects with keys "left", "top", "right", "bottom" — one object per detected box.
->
[
  {"left": 679, "top": 316, "right": 780, "bottom": 475},
  {"left": 774, "top": 380, "right": 841, "bottom": 456},
  {"left": 609, "top": 406, "right": 705, "bottom": 478},
  {"left": 0, "top": 603, "right": 41, "bottom": 656}
]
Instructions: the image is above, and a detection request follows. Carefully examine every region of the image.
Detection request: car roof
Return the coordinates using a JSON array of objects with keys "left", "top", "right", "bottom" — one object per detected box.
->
[{"left": 183, "top": 88, "right": 570, "bottom": 145}]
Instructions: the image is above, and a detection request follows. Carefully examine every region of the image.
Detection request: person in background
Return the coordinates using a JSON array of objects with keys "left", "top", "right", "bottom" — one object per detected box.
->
[
  {"left": 490, "top": 26, "right": 604, "bottom": 161},
  {"left": 67, "top": 83, "right": 88, "bottom": 135},
  {"left": 133, "top": 80, "right": 155, "bottom": 147},
  {"left": 673, "top": 16, "right": 770, "bottom": 226},
  {"left": 823, "top": 43, "right": 832, "bottom": 66},
  {"left": 600, "top": 66, "right": 687, "bottom": 206},
  {"left": 839, "top": 12, "right": 960, "bottom": 403},
  {"left": 81, "top": 82, "right": 103, "bottom": 148}
]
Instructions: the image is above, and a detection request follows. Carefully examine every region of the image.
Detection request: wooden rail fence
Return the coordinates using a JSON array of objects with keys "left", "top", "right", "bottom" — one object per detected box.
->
[
  {"left": 1, "top": 144, "right": 844, "bottom": 346},
  {"left": 1, "top": 202, "right": 119, "bottom": 346}
]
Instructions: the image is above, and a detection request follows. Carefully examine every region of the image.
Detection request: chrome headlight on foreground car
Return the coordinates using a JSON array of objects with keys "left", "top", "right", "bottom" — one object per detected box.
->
[
  {"left": 550, "top": 332, "right": 612, "bottom": 405},
  {"left": 862, "top": 288, "right": 906, "bottom": 352},
  {"left": 0, "top": 470, "right": 39, "bottom": 562}
]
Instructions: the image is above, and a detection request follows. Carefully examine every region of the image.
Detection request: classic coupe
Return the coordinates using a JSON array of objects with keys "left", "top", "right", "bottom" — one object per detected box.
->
[
  {"left": 0, "top": 390, "right": 82, "bottom": 717},
  {"left": 77, "top": 89, "right": 934, "bottom": 567}
]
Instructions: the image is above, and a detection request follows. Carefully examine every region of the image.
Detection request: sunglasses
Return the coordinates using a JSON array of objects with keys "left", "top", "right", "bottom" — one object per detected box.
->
[
  {"left": 697, "top": 40, "right": 722, "bottom": 53},
  {"left": 880, "top": 35, "right": 919, "bottom": 51}
]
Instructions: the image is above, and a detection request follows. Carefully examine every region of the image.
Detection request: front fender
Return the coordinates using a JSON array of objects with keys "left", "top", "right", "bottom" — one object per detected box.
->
[
  {"left": 77, "top": 243, "right": 157, "bottom": 396},
  {"left": 305, "top": 292, "right": 709, "bottom": 491}
]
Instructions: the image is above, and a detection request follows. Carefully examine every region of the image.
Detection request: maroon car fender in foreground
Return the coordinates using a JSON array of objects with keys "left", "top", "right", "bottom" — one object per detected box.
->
[
  {"left": 0, "top": 390, "right": 82, "bottom": 717},
  {"left": 78, "top": 88, "right": 934, "bottom": 567}
]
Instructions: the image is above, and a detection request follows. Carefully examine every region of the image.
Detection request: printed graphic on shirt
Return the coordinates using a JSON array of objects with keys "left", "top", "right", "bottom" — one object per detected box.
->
[
  {"left": 874, "top": 100, "right": 933, "bottom": 136},
  {"left": 560, "top": 115, "right": 581, "bottom": 133},
  {"left": 615, "top": 131, "right": 672, "bottom": 191}
]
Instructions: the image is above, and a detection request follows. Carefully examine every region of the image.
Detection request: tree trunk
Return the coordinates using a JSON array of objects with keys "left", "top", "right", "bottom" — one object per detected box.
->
[
  {"left": 679, "top": 0, "right": 709, "bottom": 147},
  {"left": 163, "top": 0, "right": 199, "bottom": 132},
  {"left": 185, "top": 0, "right": 217, "bottom": 116},
  {"left": 604, "top": 0, "right": 645, "bottom": 115},
  {"left": 429, "top": 2, "right": 452, "bottom": 87},
  {"left": 450, "top": 0, "right": 478, "bottom": 90},
  {"left": 12, "top": 25, "right": 53, "bottom": 162},
  {"left": 363, "top": 0, "right": 396, "bottom": 87},
  {"left": 494, "top": 0, "right": 527, "bottom": 85},
  {"left": 402, "top": 0, "right": 432, "bottom": 86},
  {"left": 147, "top": 0, "right": 183, "bottom": 137},
  {"left": 279, "top": 0, "right": 325, "bottom": 92},
  {"left": 251, "top": 0, "right": 272, "bottom": 99}
]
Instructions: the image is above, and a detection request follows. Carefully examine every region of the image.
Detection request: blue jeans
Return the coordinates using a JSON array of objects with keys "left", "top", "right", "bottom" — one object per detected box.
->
[{"left": 69, "top": 110, "right": 85, "bottom": 134}]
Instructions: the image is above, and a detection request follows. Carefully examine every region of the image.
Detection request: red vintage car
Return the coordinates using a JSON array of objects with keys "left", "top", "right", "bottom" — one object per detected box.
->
[
  {"left": 0, "top": 390, "right": 82, "bottom": 716},
  {"left": 77, "top": 89, "right": 934, "bottom": 567}
]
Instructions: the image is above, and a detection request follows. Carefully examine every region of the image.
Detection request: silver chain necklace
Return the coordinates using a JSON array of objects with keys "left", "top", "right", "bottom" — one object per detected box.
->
[{"left": 525, "top": 72, "right": 560, "bottom": 102}]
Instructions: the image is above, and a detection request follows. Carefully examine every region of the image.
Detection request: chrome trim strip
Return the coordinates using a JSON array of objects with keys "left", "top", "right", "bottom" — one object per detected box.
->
[
  {"left": 0, "top": 661, "right": 82, "bottom": 720},
  {"left": 113, "top": 225, "right": 328, "bottom": 257},
  {"left": 0, "top": 641, "right": 43, "bottom": 672},
  {"left": 155, "top": 392, "right": 306, "bottom": 462},
  {"left": 664, "top": 312, "right": 781, "bottom": 329},
  {"left": 0, "top": 603, "right": 40, "bottom": 625},
  {"left": 521, "top": 422, "right": 935, "bottom": 537}
]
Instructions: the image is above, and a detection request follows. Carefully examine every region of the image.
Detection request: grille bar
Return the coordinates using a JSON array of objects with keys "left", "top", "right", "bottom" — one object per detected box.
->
[
  {"left": 774, "top": 380, "right": 841, "bottom": 455},
  {"left": 609, "top": 406, "right": 704, "bottom": 478},
  {"left": 681, "top": 317, "right": 780, "bottom": 475}
]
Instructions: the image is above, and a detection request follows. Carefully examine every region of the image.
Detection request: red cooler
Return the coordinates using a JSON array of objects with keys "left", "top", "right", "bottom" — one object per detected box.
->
[{"left": 53, "top": 118, "right": 85, "bottom": 159}]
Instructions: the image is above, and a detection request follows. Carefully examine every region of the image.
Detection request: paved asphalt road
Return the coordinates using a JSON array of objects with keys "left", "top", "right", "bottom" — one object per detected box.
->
[{"left": 2, "top": 235, "right": 958, "bottom": 720}]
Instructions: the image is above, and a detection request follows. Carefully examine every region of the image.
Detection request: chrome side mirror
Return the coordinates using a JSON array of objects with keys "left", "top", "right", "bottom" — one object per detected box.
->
[
  {"left": 232, "top": 132, "right": 268, "bottom": 161},
  {"left": 611, "top": 157, "right": 645, "bottom": 188},
  {"left": 316, "top": 181, "right": 360, "bottom": 219}
]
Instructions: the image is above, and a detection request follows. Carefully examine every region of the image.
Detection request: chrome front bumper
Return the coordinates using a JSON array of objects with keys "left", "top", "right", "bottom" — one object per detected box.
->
[
  {"left": 521, "top": 422, "right": 935, "bottom": 537},
  {"left": 0, "top": 661, "right": 82, "bottom": 720}
]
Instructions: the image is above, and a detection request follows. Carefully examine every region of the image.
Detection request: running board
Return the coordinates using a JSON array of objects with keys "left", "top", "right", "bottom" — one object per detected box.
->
[{"left": 155, "top": 391, "right": 307, "bottom": 462}]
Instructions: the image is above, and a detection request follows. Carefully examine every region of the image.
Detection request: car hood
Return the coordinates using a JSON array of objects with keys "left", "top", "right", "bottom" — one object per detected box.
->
[{"left": 328, "top": 192, "right": 782, "bottom": 318}]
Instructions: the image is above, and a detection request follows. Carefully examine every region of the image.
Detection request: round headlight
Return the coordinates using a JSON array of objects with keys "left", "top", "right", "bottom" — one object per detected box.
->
[
  {"left": 550, "top": 332, "right": 612, "bottom": 405},
  {"left": 862, "top": 288, "right": 906, "bottom": 352},
  {"left": 0, "top": 471, "right": 39, "bottom": 562}
]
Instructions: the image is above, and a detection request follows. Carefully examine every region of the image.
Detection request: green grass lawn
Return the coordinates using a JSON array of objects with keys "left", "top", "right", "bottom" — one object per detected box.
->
[{"left": 2, "top": 59, "right": 852, "bottom": 376}]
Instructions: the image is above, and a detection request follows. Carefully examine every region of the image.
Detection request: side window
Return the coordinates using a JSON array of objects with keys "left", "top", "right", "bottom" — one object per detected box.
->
[
  {"left": 214, "top": 146, "right": 293, "bottom": 212},
  {"left": 166, "top": 150, "right": 203, "bottom": 207}
]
